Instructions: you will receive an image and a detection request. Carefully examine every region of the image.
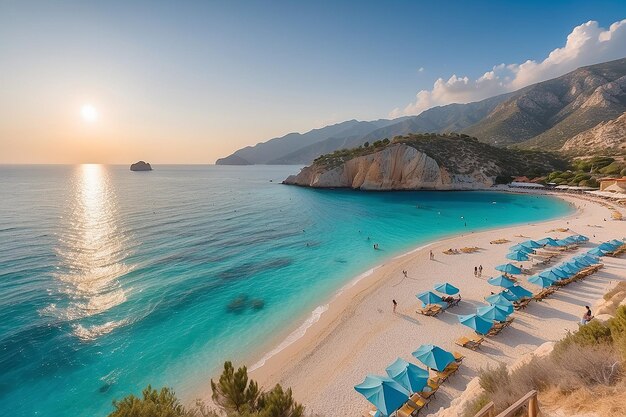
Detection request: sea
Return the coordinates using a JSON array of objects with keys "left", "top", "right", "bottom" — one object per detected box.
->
[{"left": 0, "top": 164, "right": 572, "bottom": 417}]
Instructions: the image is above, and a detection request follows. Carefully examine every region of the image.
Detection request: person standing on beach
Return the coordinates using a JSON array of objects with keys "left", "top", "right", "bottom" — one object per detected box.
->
[
  {"left": 479, "top": 265, "right": 483, "bottom": 276},
  {"left": 474, "top": 266, "right": 478, "bottom": 277},
  {"left": 429, "top": 250, "right": 434, "bottom": 260},
  {"left": 392, "top": 299, "right": 398, "bottom": 313},
  {"left": 403, "top": 270, "right": 408, "bottom": 278}
]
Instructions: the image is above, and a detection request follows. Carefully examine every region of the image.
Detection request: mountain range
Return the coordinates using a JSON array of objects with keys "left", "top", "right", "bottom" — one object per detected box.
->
[{"left": 216, "top": 57, "right": 626, "bottom": 165}]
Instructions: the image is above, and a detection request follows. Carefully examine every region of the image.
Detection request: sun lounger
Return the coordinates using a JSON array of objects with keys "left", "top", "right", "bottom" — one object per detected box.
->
[
  {"left": 434, "top": 362, "right": 459, "bottom": 383},
  {"left": 409, "top": 394, "right": 429, "bottom": 409},
  {"left": 397, "top": 402, "right": 419, "bottom": 417},
  {"left": 514, "top": 299, "right": 531, "bottom": 310},
  {"left": 453, "top": 351, "right": 465, "bottom": 362},
  {"left": 455, "top": 335, "right": 483, "bottom": 350},
  {"left": 418, "top": 380, "right": 439, "bottom": 400},
  {"left": 533, "top": 288, "right": 555, "bottom": 301},
  {"left": 417, "top": 304, "right": 442, "bottom": 317}
]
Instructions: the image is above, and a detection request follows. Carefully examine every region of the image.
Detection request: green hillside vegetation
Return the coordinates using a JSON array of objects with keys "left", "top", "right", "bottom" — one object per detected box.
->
[
  {"left": 535, "top": 156, "right": 626, "bottom": 187},
  {"left": 312, "top": 132, "right": 568, "bottom": 180},
  {"left": 107, "top": 362, "right": 304, "bottom": 417}
]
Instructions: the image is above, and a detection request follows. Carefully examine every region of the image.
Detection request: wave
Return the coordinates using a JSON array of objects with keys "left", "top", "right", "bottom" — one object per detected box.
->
[{"left": 72, "top": 319, "right": 129, "bottom": 341}]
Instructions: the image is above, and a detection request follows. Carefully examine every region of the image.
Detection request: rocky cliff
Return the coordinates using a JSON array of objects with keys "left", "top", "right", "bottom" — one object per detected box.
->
[
  {"left": 283, "top": 134, "right": 566, "bottom": 191},
  {"left": 561, "top": 112, "right": 626, "bottom": 155}
]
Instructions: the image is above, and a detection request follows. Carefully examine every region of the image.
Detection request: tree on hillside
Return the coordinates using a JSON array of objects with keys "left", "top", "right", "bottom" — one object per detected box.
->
[
  {"left": 211, "top": 362, "right": 260, "bottom": 413},
  {"left": 108, "top": 386, "right": 194, "bottom": 417}
]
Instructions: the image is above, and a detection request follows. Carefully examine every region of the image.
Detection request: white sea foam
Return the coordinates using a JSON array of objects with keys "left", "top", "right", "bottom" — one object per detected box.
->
[
  {"left": 72, "top": 319, "right": 129, "bottom": 341},
  {"left": 250, "top": 304, "right": 329, "bottom": 371}
]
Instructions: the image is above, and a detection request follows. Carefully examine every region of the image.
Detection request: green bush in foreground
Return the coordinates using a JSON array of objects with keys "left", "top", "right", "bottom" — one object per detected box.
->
[{"left": 109, "top": 362, "right": 304, "bottom": 417}]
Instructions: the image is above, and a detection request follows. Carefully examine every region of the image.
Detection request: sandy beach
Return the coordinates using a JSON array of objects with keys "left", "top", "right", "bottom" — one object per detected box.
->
[{"left": 246, "top": 190, "right": 626, "bottom": 417}]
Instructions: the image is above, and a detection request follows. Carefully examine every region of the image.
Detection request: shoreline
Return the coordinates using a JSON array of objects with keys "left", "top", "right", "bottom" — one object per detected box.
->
[
  {"left": 247, "top": 191, "right": 580, "bottom": 380},
  {"left": 194, "top": 189, "right": 624, "bottom": 417}
]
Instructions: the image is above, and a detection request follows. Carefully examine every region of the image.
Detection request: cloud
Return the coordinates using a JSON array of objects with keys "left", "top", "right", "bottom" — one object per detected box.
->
[
  {"left": 391, "top": 19, "right": 626, "bottom": 117},
  {"left": 418, "top": 67, "right": 425, "bottom": 73}
]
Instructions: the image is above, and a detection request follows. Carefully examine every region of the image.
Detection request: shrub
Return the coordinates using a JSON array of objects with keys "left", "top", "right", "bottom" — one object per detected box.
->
[
  {"left": 211, "top": 362, "right": 260, "bottom": 413},
  {"left": 461, "top": 393, "right": 490, "bottom": 417},
  {"left": 108, "top": 386, "right": 192, "bottom": 417},
  {"left": 555, "top": 321, "right": 613, "bottom": 353}
]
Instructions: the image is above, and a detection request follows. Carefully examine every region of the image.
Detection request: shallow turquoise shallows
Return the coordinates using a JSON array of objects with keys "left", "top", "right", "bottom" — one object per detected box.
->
[{"left": 0, "top": 165, "right": 572, "bottom": 417}]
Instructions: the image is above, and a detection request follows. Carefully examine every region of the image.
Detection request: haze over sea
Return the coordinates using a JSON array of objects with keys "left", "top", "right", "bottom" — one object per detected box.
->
[{"left": 0, "top": 165, "right": 572, "bottom": 417}]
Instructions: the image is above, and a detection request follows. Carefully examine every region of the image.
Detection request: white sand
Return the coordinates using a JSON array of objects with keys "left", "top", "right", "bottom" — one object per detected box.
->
[{"left": 247, "top": 191, "right": 626, "bottom": 417}]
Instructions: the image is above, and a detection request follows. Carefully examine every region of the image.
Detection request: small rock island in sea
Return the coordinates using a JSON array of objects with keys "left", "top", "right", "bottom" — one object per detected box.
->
[{"left": 130, "top": 161, "right": 152, "bottom": 171}]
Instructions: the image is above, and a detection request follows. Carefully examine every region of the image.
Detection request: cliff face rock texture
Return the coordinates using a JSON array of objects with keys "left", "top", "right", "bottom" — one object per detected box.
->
[
  {"left": 561, "top": 111, "right": 626, "bottom": 154},
  {"left": 283, "top": 144, "right": 495, "bottom": 190}
]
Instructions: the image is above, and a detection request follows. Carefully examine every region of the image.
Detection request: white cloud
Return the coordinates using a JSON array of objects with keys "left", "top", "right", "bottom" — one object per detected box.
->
[
  {"left": 418, "top": 67, "right": 425, "bottom": 73},
  {"left": 391, "top": 19, "right": 626, "bottom": 118}
]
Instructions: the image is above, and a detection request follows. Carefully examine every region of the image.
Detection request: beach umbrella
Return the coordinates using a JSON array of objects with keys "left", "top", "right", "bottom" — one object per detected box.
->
[
  {"left": 575, "top": 254, "right": 599, "bottom": 265},
  {"left": 528, "top": 274, "right": 556, "bottom": 288},
  {"left": 555, "top": 239, "right": 571, "bottom": 247},
  {"left": 506, "top": 285, "right": 532, "bottom": 299},
  {"left": 509, "top": 244, "right": 535, "bottom": 254},
  {"left": 506, "top": 251, "right": 530, "bottom": 261},
  {"left": 558, "top": 263, "right": 580, "bottom": 275},
  {"left": 487, "top": 275, "right": 516, "bottom": 288},
  {"left": 485, "top": 292, "right": 516, "bottom": 306},
  {"left": 521, "top": 240, "right": 542, "bottom": 249},
  {"left": 562, "top": 236, "right": 578, "bottom": 244},
  {"left": 539, "top": 269, "right": 567, "bottom": 281},
  {"left": 385, "top": 358, "right": 429, "bottom": 394},
  {"left": 354, "top": 375, "right": 410, "bottom": 416},
  {"left": 575, "top": 234, "right": 589, "bottom": 242},
  {"left": 609, "top": 239, "right": 624, "bottom": 247},
  {"left": 587, "top": 247, "right": 607, "bottom": 257},
  {"left": 412, "top": 344, "right": 455, "bottom": 372},
  {"left": 416, "top": 291, "right": 444, "bottom": 308},
  {"left": 495, "top": 263, "right": 522, "bottom": 274},
  {"left": 537, "top": 237, "right": 559, "bottom": 247},
  {"left": 433, "top": 282, "right": 459, "bottom": 296},
  {"left": 598, "top": 242, "right": 619, "bottom": 251},
  {"left": 568, "top": 259, "right": 588, "bottom": 269},
  {"left": 477, "top": 303, "right": 513, "bottom": 322},
  {"left": 459, "top": 314, "right": 494, "bottom": 335}
]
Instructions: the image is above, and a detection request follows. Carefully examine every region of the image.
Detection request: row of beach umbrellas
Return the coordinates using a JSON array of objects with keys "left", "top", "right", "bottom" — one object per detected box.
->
[
  {"left": 354, "top": 345, "right": 456, "bottom": 416},
  {"left": 505, "top": 235, "right": 589, "bottom": 261}
]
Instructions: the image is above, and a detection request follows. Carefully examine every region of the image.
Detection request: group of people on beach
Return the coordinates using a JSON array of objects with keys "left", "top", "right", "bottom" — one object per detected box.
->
[{"left": 474, "top": 265, "right": 483, "bottom": 277}]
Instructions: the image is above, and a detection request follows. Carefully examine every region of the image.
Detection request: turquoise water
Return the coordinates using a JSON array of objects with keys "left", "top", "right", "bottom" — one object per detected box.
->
[{"left": 0, "top": 165, "right": 572, "bottom": 417}]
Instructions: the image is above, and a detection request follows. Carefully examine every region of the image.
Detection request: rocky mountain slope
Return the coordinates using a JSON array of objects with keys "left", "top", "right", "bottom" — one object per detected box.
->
[
  {"left": 218, "top": 58, "right": 626, "bottom": 165},
  {"left": 466, "top": 58, "right": 626, "bottom": 149},
  {"left": 283, "top": 134, "right": 566, "bottom": 190},
  {"left": 561, "top": 112, "right": 626, "bottom": 155}
]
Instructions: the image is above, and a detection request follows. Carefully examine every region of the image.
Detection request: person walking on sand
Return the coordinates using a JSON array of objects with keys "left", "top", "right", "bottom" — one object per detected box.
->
[
  {"left": 474, "top": 266, "right": 478, "bottom": 277},
  {"left": 429, "top": 250, "right": 434, "bottom": 260},
  {"left": 392, "top": 299, "right": 398, "bottom": 313},
  {"left": 403, "top": 270, "right": 408, "bottom": 278},
  {"left": 479, "top": 265, "right": 483, "bottom": 276}
]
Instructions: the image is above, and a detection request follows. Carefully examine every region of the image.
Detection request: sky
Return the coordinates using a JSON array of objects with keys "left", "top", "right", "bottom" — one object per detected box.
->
[{"left": 1, "top": 1, "right": 626, "bottom": 164}]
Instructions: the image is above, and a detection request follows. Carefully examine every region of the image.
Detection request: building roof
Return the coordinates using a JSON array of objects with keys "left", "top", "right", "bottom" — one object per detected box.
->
[{"left": 600, "top": 177, "right": 626, "bottom": 182}]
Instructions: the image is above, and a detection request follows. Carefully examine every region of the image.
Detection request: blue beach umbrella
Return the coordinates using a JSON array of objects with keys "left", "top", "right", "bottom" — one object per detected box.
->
[
  {"left": 495, "top": 263, "right": 522, "bottom": 274},
  {"left": 487, "top": 275, "right": 516, "bottom": 288},
  {"left": 385, "top": 358, "right": 429, "bottom": 394},
  {"left": 416, "top": 291, "right": 444, "bottom": 307},
  {"left": 555, "top": 239, "right": 572, "bottom": 247},
  {"left": 539, "top": 269, "right": 567, "bottom": 281},
  {"left": 354, "top": 375, "right": 410, "bottom": 416},
  {"left": 568, "top": 259, "right": 588, "bottom": 269},
  {"left": 609, "top": 239, "right": 624, "bottom": 247},
  {"left": 506, "top": 251, "right": 530, "bottom": 261},
  {"left": 575, "top": 234, "right": 589, "bottom": 242},
  {"left": 575, "top": 254, "right": 599, "bottom": 265},
  {"left": 433, "top": 282, "right": 459, "bottom": 295},
  {"left": 477, "top": 303, "right": 513, "bottom": 322},
  {"left": 528, "top": 274, "right": 556, "bottom": 288},
  {"left": 506, "top": 285, "right": 532, "bottom": 299},
  {"left": 509, "top": 244, "right": 535, "bottom": 254},
  {"left": 412, "top": 344, "right": 455, "bottom": 372},
  {"left": 459, "top": 314, "right": 494, "bottom": 335},
  {"left": 486, "top": 292, "right": 516, "bottom": 306},
  {"left": 537, "top": 237, "right": 559, "bottom": 247},
  {"left": 521, "top": 240, "right": 542, "bottom": 249},
  {"left": 599, "top": 242, "right": 619, "bottom": 251},
  {"left": 563, "top": 236, "right": 578, "bottom": 244},
  {"left": 587, "top": 247, "right": 607, "bottom": 257},
  {"left": 559, "top": 263, "right": 581, "bottom": 275}
]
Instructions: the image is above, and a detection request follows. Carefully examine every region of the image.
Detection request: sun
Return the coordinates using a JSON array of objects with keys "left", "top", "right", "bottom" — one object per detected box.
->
[{"left": 80, "top": 104, "right": 99, "bottom": 123}]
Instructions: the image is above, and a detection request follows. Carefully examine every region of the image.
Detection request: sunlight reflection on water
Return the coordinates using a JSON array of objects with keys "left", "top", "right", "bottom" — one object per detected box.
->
[{"left": 45, "top": 164, "right": 133, "bottom": 339}]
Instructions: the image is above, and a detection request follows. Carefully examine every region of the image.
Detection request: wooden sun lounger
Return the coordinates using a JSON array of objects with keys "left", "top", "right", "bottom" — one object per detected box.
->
[
  {"left": 453, "top": 351, "right": 465, "bottom": 362},
  {"left": 418, "top": 379, "right": 439, "bottom": 400},
  {"left": 455, "top": 335, "right": 483, "bottom": 350},
  {"left": 514, "top": 298, "right": 531, "bottom": 310},
  {"left": 533, "top": 288, "right": 555, "bottom": 301},
  {"left": 417, "top": 304, "right": 442, "bottom": 317},
  {"left": 434, "top": 362, "right": 459, "bottom": 383}
]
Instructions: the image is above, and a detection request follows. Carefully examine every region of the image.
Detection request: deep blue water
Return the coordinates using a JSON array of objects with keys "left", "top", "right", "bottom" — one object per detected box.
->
[{"left": 0, "top": 165, "right": 572, "bottom": 417}]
